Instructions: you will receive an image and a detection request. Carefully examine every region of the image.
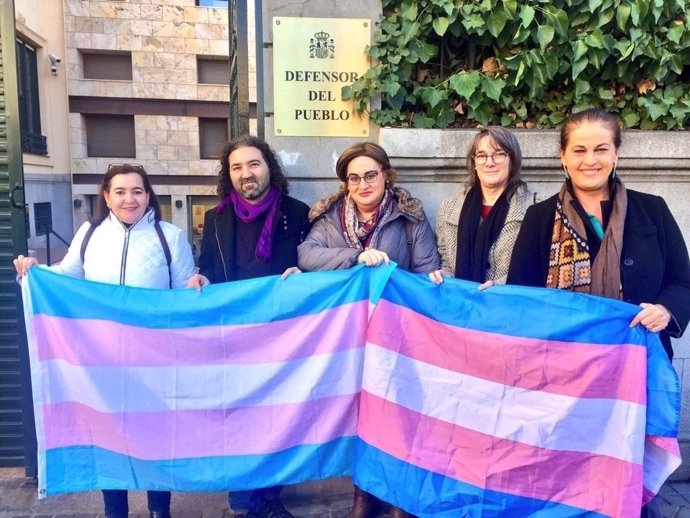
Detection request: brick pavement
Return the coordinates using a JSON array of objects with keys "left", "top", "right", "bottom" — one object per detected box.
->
[{"left": 2, "top": 468, "right": 690, "bottom": 517}]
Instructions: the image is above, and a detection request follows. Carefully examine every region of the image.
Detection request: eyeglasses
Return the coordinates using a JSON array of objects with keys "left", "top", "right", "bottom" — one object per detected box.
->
[
  {"left": 107, "top": 163, "right": 145, "bottom": 172},
  {"left": 474, "top": 151, "right": 508, "bottom": 165},
  {"left": 347, "top": 170, "right": 380, "bottom": 186}
]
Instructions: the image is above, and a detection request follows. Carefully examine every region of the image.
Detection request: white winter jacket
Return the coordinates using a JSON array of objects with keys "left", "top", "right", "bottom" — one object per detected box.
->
[{"left": 54, "top": 209, "right": 195, "bottom": 289}]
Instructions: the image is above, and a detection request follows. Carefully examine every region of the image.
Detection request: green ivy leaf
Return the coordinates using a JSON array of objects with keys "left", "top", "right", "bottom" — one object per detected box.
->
[
  {"left": 621, "top": 111, "right": 641, "bottom": 127},
  {"left": 573, "top": 39, "right": 588, "bottom": 61},
  {"left": 669, "top": 53, "right": 683, "bottom": 74},
  {"left": 572, "top": 57, "right": 588, "bottom": 80},
  {"left": 482, "top": 77, "right": 506, "bottom": 101},
  {"left": 519, "top": 4, "right": 535, "bottom": 28},
  {"left": 341, "top": 85, "right": 353, "bottom": 100},
  {"left": 514, "top": 60, "right": 526, "bottom": 86},
  {"left": 469, "top": 103, "right": 493, "bottom": 126},
  {"left": 667, "top": 23, "right": 685, "bottom": 44},
  {"left": 401, "top": 1, "right": 418, "bottom": 21},
  {"left": 575, "top": 78, "right": 591, "bottom": 97},
  {"left": 412, "top": 112, "right": 437, "bottom": 128},
  {"left": 548, "top": 111, "right": 566, "bottom": 124},
  {"left": 400, "top": 20, "right": 421, "bottom": 46},
  {"left": 598, "top": 86, "right": 614, "bottom": 99},
  {"left": 420, "top": 86, "right": 448, "bottom": 108},
  {"left": 615, "top": 3, "right": 631, "bottom": 31},
  {"left": 589, "top": 0, "right": 604, "bottom": 11},
  {"left": 486, "top": 10, "right": 507, "bottom": 38},
  {"left": 584, "top": 29, "right": 605, "bottom": 49},
  {"left": 433, "top": 17, "right": 450, "bottom": 36},
  {"left": 502, "top": 0, "right": 518, "bottom": 19},
  {"left": 435, "top": 104, "right": 457, "bottom": 127},
  {"left": 408, "top": 39, "right": 437, "bottom": 63},
  {"left": 449, "top": 70, "right": 482, "bottom": 99},
  {"left": 537, "top": 25, "right": 556, "bottom": 50},
  {"left": 550, "top": 8, "right": 570, "bottom": 38}
]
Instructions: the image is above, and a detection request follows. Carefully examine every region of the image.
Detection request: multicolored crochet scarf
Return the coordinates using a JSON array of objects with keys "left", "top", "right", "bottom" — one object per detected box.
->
[{"left": 546, "top": 180, "right": 627, "bottom": 299}]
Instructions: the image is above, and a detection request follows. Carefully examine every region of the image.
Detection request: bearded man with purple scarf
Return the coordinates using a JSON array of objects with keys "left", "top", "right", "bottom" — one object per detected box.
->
[{"left": 187, "top": 135, "right": 310, "bottom": 518}]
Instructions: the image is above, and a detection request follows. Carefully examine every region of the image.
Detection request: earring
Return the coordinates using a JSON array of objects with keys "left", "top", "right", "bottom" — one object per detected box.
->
[
  {"left": 107, "top": 204, "right": 111, "bottom": 209},
  {"left": 562, "top": 165, "right": 570, "bottom": 180},
  {"left": 611, "top": 163, "right": 618, "bottom": 179}
]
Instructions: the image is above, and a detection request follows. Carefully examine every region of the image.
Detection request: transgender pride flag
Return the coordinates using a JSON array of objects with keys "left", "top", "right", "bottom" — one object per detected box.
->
[
  {"left": 22, "top": 264, "right": 680, "bottom": 517},
  {"left": 23, "top": 264, "right": 390, "bottom": 497},
  {"left": 357, "top": 268, "right": 681, "bottom": 517}
]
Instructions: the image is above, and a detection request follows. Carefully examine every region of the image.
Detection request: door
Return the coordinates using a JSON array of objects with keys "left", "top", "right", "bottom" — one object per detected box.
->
[{"left": 0, "top": 0, "right": 35, "bottom": 473}]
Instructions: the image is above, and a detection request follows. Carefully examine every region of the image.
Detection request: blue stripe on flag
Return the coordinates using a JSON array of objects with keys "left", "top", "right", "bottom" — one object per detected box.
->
[
  {"left": 382, "top": 266, "right": 649, "bottom": 346},
  {"left": 26, "top": 264, "right": 389, "bottom": 327},
  {"left": 44, "top": 436, "right": 355, "bottom": 495},
  {"left": 353, "top": 439, "right": 608, "bottom": 518}
]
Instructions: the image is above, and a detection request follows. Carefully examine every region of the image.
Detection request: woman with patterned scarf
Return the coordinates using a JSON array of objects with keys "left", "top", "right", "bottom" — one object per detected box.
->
[
  {"left": 297, "top": 142, "right": 440, "bottom": 518},
  {"left": 507, "top": 109, "right": 690, "bottom": 517},
  {"left": 431, "top": 126, "right": 539, "bottom": 284}
]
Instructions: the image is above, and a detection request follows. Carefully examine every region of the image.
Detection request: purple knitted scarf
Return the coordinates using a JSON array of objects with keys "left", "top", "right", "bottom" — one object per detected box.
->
[{"left": 217, "top": 186, "right": 281, "bottom": 262}]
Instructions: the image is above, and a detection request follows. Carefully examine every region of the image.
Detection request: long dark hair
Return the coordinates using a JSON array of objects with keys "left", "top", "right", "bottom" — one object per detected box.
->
[
  {"left": 465, "top": 126, "right": 524, "bottom": 194},
  {"left": 217, "top": 136, "right": 289, "bottom": 199},
  {"left": 92, "top": 164, "right": 162, "bottom": 225}
]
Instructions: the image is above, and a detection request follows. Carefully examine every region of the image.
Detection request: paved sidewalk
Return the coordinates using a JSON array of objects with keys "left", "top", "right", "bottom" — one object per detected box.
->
[
  {"left": 2, "top": 468, "right": 690, "bottom": 517},
  {"left": 0, "top": 469, "right": 356, "bottom": 518}
]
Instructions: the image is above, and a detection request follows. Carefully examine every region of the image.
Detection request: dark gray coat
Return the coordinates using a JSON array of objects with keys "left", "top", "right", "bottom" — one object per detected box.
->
[{"left": 298, "top": 187, "right": 441, "bottom": 273}]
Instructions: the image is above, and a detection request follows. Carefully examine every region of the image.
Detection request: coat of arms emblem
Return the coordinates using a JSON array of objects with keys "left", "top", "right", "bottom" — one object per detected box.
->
[{"left": 309, "top": 31, "right": 335, "bottom": 59}]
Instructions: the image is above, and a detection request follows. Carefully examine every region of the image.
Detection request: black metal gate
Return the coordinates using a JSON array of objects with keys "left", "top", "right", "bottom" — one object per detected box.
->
[{"left": 0, "top": 0, "right": 34, "bottom": 473}]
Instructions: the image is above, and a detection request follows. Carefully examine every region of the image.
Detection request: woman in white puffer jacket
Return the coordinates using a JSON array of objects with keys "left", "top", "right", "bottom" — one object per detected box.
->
[{"left": 14, "top": 163, "right": 196, "bottom": 518}]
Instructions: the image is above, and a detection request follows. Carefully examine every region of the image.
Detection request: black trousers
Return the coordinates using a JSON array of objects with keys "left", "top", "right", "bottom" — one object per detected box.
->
[{"left": 102, "top": 489, "right": 171, "bottom": 517}]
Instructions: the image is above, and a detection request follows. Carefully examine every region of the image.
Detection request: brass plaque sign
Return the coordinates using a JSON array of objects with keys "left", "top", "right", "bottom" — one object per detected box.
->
[{"left": 273, "top": 17, "right": 370, "bottom": 137}]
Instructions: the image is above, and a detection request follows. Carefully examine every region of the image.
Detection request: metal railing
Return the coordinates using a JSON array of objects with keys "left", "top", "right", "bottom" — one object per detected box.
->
[
  {"left": 20, "top": 131, "right": 47, "bottom": 155},
  {"left": 43, "top": 224, "right": 70, "bottom": 266}
]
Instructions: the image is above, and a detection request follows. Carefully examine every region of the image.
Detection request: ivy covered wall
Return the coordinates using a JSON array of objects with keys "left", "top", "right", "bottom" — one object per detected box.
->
[{"left": 344, "top": 0, "right": 690, "bottom": 129}]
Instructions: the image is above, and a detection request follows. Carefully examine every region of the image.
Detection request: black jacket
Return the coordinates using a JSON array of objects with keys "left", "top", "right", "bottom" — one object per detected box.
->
[
  {"left": 198, "top": 194, "right": 310, "bottom": 283},
  {"left": 507, "top": 189, "right": 690, "bottom": 359}
]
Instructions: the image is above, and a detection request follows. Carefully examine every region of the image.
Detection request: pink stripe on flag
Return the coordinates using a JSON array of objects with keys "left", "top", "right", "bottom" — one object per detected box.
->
[
  {"left": 43, "top": 393, "right": 358, "bottom": 459},
  {"left": 642, "top": 435, "right": 682, "bottom": 503},
  {"left": 359, "top": 391, "right": 643, "bottom": 518},
  {"left": 33, "top": 300, "right": 368, "bottom": 366},
  {"left": 368, "top": 299, "right": 647, "bottom": 403}
]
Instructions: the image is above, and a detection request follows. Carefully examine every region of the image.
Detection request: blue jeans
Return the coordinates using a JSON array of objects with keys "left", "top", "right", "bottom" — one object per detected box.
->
[
  {"left": 228, "top": 486, "right": 283, "bottom": 511},
  {"left": 102, "top": 489, "right": 171, "bottom": 517}
]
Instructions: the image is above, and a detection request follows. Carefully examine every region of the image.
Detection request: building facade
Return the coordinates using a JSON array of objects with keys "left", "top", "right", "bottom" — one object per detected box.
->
[
  {"left": 14, "top": 0, "right": 73, "bottom": 264},
  {"left": 64, "top": 0, "right": 239, "bottom": 259}
]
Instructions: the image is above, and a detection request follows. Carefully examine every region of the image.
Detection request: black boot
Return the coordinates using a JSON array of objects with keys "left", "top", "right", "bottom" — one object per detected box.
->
[
  {"left": 389, "top": 506, "right": 417, "bottom": 518},
  {"left": 345, "top": 486, "right": 380, "bottom": 518}
]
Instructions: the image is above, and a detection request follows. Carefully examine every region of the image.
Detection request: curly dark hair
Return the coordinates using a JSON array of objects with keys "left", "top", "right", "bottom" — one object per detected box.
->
[{"left": 217, "top": 136, "right": 289, "bottom": 199}]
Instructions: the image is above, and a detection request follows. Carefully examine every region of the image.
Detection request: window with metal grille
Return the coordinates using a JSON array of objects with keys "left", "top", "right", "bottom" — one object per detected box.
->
[
  {"left": 85, "top": 114, "right": 136, "bottom": 158},
  {"left": 83, "top": 51, "right": 133, "bottom": 80},
  {"left": 198, "top": 56, "right": 230, "bottom": 84},
  {"left": 16, "top": 37, "right": 47, "bottom": 155},
  {"left": 34, "top": 202, "right": 52, "bottom": 236},
  {"left": 199, "top": 118, "right": 228, "bottom": 159}
]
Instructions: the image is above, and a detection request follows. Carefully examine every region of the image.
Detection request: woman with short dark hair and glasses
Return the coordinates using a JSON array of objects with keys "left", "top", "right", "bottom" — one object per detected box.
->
[
  {"left": 297, "top": 142, "right": 440, "bottom": 276},
  {"left": 298, "top": 142, "right": 439, "bottom": 518},
  {"left": 431, "top": 126, "right": 539, "bottom": 284},
  {"left": 14, "top": 163, "right": 196, "bottom": 518}
]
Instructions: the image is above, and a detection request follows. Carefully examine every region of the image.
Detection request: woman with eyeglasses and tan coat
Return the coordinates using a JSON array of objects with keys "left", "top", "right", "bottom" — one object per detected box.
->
[
  {"left": 297, "top": 142, "right": 440, "bottom": 518},
  {"left": 431, "top": 127, "right": 539, "bottom": 284}
]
